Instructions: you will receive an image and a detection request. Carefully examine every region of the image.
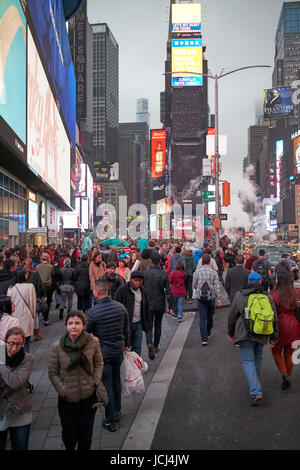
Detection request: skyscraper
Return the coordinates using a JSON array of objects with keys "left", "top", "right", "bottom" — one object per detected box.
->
[
  {"left": 136, "top": 98, "right": 150, "bottom": 126},
  {"left": 91, "top": 23, "right": 119, "bottom": 163}
]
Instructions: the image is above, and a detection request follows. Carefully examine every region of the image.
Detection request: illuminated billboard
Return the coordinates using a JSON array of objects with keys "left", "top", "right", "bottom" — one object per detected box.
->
[
  {"left": 276, "top": 140, "right": 283, "bottom": 202},
  {"left": 26, "top": 0, "right": 76, "bottom": 148},
  {"left": 263, "top": 198, "right": 277, "bottom": 232},
  {"left": 75, "top": 164, "right": 86, "bottom": 197},
  {"left": 172, "top": 3, "right": 201, "bottom": 33},
  {"left": 151, "top": 130, "right": 166, "bottom": 178},
  {"left": 172, "top": 38, "right": 202, "bottom": 87},
  {"left": 27, "top": 29, "right": 71, "bottom": 206},
  {"left": 0, "top": 0, "right": 26, "bottom": 155},
  {"left": 263, "top": 87, "right": 294, "bottom": 119},
  {"left": 93, "top": 162, "right": 119, "bottom": 182},
  {"left": 294, "top": 135, "right": 300, "bottom": 175}
]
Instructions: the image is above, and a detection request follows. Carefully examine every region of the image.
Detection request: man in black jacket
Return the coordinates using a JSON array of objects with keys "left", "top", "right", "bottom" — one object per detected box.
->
[
  {"left": 143, "top": 251, "right": 173, "bottom": 359},
  {"left": 72, "top": 254, "right": 91, "bottom": 312},
  {"left": 86, "top": 279, "right": 130, "bottom": 433},
  {"left": 100, "top": 262, "right": 124, "bottom": 299},
  {"left": 0, "top": 259, "right": 16, "bottom": 295},
  {"left": 115, "top": 271, "right": 151, "bottom": 359},
  {"left": 225, "top": 255, "right": 250, "bottom": 304}
]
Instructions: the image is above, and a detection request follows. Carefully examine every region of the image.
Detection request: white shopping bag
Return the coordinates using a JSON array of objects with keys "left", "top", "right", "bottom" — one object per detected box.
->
[{"left": 121, "top": 351, "right": 145, "bottom": 396}]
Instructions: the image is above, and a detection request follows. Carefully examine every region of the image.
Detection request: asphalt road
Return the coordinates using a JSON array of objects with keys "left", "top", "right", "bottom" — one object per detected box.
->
[{"left": 151, "top": 306, "right": 300, "bottom": 450}]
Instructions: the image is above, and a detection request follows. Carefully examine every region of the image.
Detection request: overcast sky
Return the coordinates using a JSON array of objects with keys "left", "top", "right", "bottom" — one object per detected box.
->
[{"left": 88, "top": 0, "right": 288, "bottom": 228}]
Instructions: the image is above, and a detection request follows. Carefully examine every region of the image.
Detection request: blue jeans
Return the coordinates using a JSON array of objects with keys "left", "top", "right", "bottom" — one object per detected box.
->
[
  {"left": 173, "top": 297, "right": 184, "bottom": 319},
  {"left": 130, "top": 321, "right": 143, "bottom": 356},
  {"left": 146, "top": 309, "right": 165, "bottom": 348},
  {"left": 102, "top": 356, "right": 123, "bottom": 423},
  {"left": 197, "top": 299, "right": 215, "bottom": 341},
  {"left": 239, "top": 340, "right": 264, "bottom": 397},
  {"left": 0, "top": 424, "right": 31, "bottom": 450},
  {"left": 24, "top": 336, "right": 31, "bottom": 353}
]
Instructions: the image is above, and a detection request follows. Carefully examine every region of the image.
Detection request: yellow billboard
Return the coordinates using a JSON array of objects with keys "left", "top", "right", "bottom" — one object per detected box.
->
[{"left": 172, "top": 38, "right": 203, "bottom": 86}]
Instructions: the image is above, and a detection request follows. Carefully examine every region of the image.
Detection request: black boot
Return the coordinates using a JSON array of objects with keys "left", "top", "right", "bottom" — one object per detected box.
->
[
  {"left": 282, "top": 374, "right": 291, "bottom": 391},
  {"left": 59, "top": 308, "right": 64, "bottom": 320}
]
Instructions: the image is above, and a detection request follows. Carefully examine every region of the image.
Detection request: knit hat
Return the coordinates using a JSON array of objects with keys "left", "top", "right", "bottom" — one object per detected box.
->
[
  {"left": 248, "top": 272, "right": 262, "bottom": 283},
  {"left": 131, "top": 271, "right": 144, "bottom": 279}
]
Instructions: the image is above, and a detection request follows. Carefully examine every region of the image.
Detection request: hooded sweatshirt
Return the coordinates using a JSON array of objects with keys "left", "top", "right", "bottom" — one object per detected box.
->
[{"left": 170, "top": 253, "right": 186, "bottom": 273}]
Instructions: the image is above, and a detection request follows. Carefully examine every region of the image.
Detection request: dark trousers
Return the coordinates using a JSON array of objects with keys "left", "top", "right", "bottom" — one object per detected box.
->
[
  {"left": 77, "top": 294, "right": 91, "bottom": 313},
  {"left": 102, "top": 356, "right": 123, "bottom": 423},
  {"left": 44, "top": 285, "right": 53, "bottom": 321},
  {"left": 58, "top": 393, "right": 97, "bottom": 451},
  {"left": 185, "top": 275, "right": 193, "bottom": 300},
  {"left": 197, "top": 299, "right": 215, "bottom": 342},
  {"left": 0, "top": 424, "right": 31, "bottom": 450},
  {"left": 146, "top": 309, "right": 165, "bottom": 348}
]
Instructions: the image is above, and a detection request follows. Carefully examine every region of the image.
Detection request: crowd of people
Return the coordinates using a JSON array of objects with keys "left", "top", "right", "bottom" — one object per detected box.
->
[{"left": 0, "top": 235, "right": 299, "bottom": 449}]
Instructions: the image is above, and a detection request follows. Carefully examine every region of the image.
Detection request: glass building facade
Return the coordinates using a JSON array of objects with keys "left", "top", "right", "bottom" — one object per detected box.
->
[{"left": 0, "top": 170, "right": 26, "bottom": 247}]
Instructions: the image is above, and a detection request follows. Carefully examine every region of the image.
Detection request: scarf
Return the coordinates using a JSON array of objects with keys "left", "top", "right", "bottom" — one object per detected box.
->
[
  {"left": 6, "top": 348, "right": 25, "bottom": 368},
  {"left": 60, "top": 332, "right": 93, "bottom": 376}
]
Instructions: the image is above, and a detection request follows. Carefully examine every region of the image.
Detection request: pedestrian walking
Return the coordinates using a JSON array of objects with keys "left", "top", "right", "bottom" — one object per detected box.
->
[
  {"left": 0, "top": 327, "right": 34, "bottom": 450},
  {"left": 89, "top": 252, "right": 106, "bottom": 303},
  {"left": 7, "top": 269, "right": 36, "bottom": 353},
  {"left": 224, "top": 244, "right": 236, "bottom": 269},
  {"left": 58, "top": 259, "right": 75, "bottom": 320},
  {"left": 22, "top": 258, "right": 46, "bottom": 342},
  {"left": 197, "top": 248, "right": 218, "bottom": 272},
  {"left": 245, "top": 251, "right": 258, "bottom": 271},
  {"left": 86, "top": 280, "right": 130, "bottom": 433},
  {"left": 225, "top": 255, "right": 250, "bottom": 304},
  {"left": 0, "top": 296, "right": 20, "bottom": 342},
  {"left": 143, "top": 251, "right": 173, "bottom": 358},
  {"left": 270, "top": 271, "right": 300, "bottom": 390},
  {"left": 252, "top": 250, "right": 272, "bottom": 292},
  {"left": 116, "top": 259, "right": 131, "bottom": 283},
  {"left": 183, "top": 248, "right": 196, "bottom": 303},
  {"left": 115, "top": 272, "right": 151, "bottom": 358},
  {"left": 169, "top": 246, "right": 186, "bottom": 273},
  {"left": 215, "top": 248, "right": 225, "bottom": 287},
  {"left": 100, "top": 262, "right": 124, "bottom": 300},
  {"left": 72, "top": 255, "right": 91, "bottom": 312},
  {"left": 0, "top": 259, "right": 16, "bottom": 296},
  {"left": 48, "top": 310, "right": 103, "bottom": 450},
  {"left": 193, "top": 254, "right": 221, "bottom": 346},
  {"left": 36, "top": 253, "right": 54, "bottom": 325},
  {"left": 170, "top": 262, "right": 186, "bottom": 323},
  {"left": 228, "top": 272, "right": 278, "bottom": 406}
]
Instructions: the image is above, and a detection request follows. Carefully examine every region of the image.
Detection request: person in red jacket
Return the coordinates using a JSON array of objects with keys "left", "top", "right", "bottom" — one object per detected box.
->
[
  {"left": 245, "top": 251, "right": 258, "bottom": 271},
  {"left": 271, "top": 270, "right": 300, "bottom": 390},
  {"left": 170, "top": 261, "right": 186, "bottom": 323}
]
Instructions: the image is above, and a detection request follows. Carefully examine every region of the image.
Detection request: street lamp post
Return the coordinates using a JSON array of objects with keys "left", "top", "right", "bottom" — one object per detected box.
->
[{"left": 165, "top": 65, "right": 271, "bottom": 248}]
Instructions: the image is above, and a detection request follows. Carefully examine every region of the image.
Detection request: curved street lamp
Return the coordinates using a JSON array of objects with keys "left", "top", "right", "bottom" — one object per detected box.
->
[{"left": 165, "top": 65, "right": 271, "bottom": 247}]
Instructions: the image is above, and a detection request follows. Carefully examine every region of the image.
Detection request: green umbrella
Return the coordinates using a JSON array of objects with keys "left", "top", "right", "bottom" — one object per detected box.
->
[{"left": 100, "top": 238, "right": 130, "bottom": 247}]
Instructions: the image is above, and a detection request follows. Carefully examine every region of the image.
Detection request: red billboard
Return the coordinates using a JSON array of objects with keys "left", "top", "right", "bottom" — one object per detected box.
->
[{"left": 151, "top": 130, "right": 166, "bottom": 178}]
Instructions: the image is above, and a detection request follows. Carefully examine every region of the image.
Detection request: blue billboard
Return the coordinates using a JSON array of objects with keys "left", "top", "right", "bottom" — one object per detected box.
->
[
  {"left": 263, "top": 87, "right": 294, "bottom": 120},
  {"left": 0, "top": 0, "right": 26, "bottom": 149},
  {"left": 27, "top": 0, "right": 76, "bottom": 148}
]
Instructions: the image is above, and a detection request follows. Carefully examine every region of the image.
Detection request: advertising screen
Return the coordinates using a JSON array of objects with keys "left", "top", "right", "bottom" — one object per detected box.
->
[
  {"left": 63, "top": 211, "right": 79, "bottom": 229},
  {"left": 263, "top": 198, "right": 276, "bottom": 232},
  {"left": 93, "top": 162, "right": 119, "bottom": 182},
  {"left": 0, "top": 0, "right": 26, "bottom": 155},
  {"left": 86, "top": 165, "right": 94, "bottom": 230},
  {"left": 263, "top": 87, "right": 294, "bottom": 119},
  {"left": 75, "top": 164, "right": 86, "bottom": 197},
  {"left": 26, "top": 0, "right": 76, "bottom": 148},
  {"left": 81, "top": 197, "right": 89, "bottom": 230},
  {"left": 27, "top": 29, "right": 70, "bottom": 206},
  {"left": 172, "top": 3, "right": 201, "bottom": 33},
  {"left": 28, "top": 200, "right": 38, "bottom": 229},
  {"left": 294, "top": 135, "right": 300, "bottom": 175},
  {"left": 172, "top": 39, "right": 202, "bottom": 87},
  {"left": 276, "top": 140, "right": 283, "bottom": 202},
  {"left": 151, "top": 130, "right": 166, "bottom": 178}
]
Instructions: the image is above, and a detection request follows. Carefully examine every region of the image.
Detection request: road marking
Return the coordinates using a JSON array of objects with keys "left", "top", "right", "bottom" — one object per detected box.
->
[{"left": 121, "top": 312, "right": 195, "bottom": 450}]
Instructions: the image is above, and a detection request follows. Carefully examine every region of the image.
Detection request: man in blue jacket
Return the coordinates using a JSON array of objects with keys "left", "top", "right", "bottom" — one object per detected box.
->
[{"left": 86, "top": 279, "right": 130, "bottom": 433}]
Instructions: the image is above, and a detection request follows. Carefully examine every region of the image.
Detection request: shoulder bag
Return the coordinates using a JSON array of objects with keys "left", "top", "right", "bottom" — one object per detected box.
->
[{"left": 15, "top": 285, "right": 35, "bottom": 319}]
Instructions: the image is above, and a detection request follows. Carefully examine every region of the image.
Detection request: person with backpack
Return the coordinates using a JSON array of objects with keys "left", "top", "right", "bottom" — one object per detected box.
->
[
  {"left": 193, "top": 254, "right": 221, "bottom": 346},
  {"left": 270, "top": 271, "right": 300, "bottom": 391},
  {"left": 228, "top": 272, "right": 278, "bottom": 406},
  {"left": 252, "top": 250, "right": 272, "bottom": 292}
]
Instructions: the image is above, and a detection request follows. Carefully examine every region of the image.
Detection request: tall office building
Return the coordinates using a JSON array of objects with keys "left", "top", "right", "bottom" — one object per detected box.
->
[
  {"left": 91, "top": 23, "right": 119, "bottom": 164},
  {"left": 136, "top": 98, "right": 150, "bottom": 126}
]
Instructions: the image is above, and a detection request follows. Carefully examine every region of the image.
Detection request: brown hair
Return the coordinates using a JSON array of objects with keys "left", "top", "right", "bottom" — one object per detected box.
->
[
  {"left": 202, "top": 254, "right": 211, "bottom": 265},
  {"left": 274, "top": 271, "right": 299, "bottom": 310},
  {"left": 65, "top": 310, "right": 87, "bottom": 327},
  {"left": 175, "top": 261, "right": 185, "bottom": 272},
  {"left": 5, "top": 327, "right": 26, "bottom": 342}
]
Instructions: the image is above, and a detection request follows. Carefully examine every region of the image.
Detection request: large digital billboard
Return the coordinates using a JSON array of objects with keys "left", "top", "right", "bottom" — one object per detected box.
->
[
  {"left": 151, "top": 130, "right": 166, "bottom": 178},
  {"left": 75, "top": 164, "right": 86, "bottom": 197},
  {"left": 172, "top": 3, "right": 201, "bottom": 33},
  {"left": 0, "top": 0, "right": 26, "bottom": 155},
  {"left": 93, "top": 162, "right": 119, "bottom": 182},
  {"left": 276, "top": 140, "right": 283, "bottom": 202},
  {"left": 294, "top": 135, "right": 300, "bottom": 175},
  {"left": 172, "top": 38, "right": 202, "bottom": 87},
  {"left": 26, "top": 0, "right": 76, "bottom": 148},
  {"left": 27, "top": 29, "right": 71, "bottom": 206},
  {"left": 263, "top": 87, "right": 294, "bottom": 119},
  {"left": 86, "top": 165, "right": 94, "bottom": 230}
]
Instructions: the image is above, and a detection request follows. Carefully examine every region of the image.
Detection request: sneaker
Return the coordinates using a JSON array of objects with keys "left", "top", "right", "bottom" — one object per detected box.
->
[
  {"left": 44, "top": 321, "right": 51, "bottom": 326},
  {"left": 59, "top": 309, "right": 64, "bottom": 320},
  {"left": 153, "top": 347, "right": 160, "bottom": 354},
  {"left": 202, "top": 341, "right": 208, "bottom": 346},
  {"left": 251, "top": 395, "right": 263, "bottom": 406},
  {"left": 148, "top": 344, "right": 155, "bottom": 360},
  {"left": 114, "top": 411, "right": 122, "bottom": 422},
  {"left": 102, "top": 420, "right": 117, "bottom": 432},
  {"left": 171, "top": 314, "right": 178, "bottom": 320},
  {"left": 178, "top": 317, "right": 183, "bottom": 323},
  {"left": 208, "top": 334, "right": 212, "bottom": 339},
  {"left": 282, "top": 377, "right": 291, "bottom": 391}
]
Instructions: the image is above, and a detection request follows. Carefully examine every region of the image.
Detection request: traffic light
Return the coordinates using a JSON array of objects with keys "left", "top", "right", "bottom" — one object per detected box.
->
[{"left": 222, "top": 182, "right": 231, "bottom": 207}]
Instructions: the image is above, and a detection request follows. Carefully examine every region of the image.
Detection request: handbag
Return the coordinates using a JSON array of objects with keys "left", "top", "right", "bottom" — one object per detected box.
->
[
  {"left": 81, "top": 367, "right": 108, "bottom": 408},
  {"left": 36, "top": 298, "right": 48, "bottom": 315}
]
